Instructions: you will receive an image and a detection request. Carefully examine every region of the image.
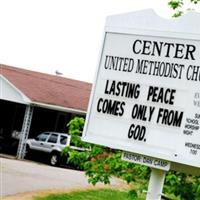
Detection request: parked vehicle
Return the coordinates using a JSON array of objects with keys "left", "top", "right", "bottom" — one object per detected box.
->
[{"left": 26, "top": 132, "right": 84, "bottom": 166}]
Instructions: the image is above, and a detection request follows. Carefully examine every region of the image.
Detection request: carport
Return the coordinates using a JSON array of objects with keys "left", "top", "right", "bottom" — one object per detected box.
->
[{"left": 0, "top": 64, "right": 91, "bottom": 159}]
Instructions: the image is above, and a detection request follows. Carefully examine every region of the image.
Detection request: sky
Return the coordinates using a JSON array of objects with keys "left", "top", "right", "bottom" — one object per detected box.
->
[{"left": 0, "top": 0, "right": 176, "bottom": 83}]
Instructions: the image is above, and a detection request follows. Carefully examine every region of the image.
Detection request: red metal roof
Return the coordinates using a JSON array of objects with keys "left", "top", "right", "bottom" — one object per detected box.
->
[{"left": 1, "top": 64, "right": 92, "bottom": 112}]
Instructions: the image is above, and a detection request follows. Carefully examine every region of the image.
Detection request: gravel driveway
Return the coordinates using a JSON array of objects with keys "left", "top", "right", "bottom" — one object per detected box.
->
[{"left": 1, "top": 158, "right": 125, "bottom": 198}]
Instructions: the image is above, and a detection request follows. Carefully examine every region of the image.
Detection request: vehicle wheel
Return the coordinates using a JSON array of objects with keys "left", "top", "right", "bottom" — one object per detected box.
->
[{"left": 50, "top": 152, "right": 60, "bottom": 166}]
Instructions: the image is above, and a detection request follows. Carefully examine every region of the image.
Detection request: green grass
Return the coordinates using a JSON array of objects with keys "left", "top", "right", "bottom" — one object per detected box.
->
[{"left": 34, "top": 189, "right": 144, "bottom": 200}]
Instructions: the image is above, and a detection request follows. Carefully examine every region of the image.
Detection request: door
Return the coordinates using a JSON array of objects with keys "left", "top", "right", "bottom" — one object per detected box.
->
[
  {"left": 45, "top": 133, "right": 59, "bottom": 153},
  {"left": 31, "top": 132, "right": 50, "bottom": 151}
]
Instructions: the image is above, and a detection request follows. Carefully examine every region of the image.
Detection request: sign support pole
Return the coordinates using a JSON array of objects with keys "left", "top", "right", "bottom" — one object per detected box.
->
[{"left": 146, "top": 168, "right": 166, "bottom": 200}]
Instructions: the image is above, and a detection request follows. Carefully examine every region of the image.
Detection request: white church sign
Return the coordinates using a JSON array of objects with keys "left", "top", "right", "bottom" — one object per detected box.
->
[{"left": 82, "top": 10, "right": 200, "bottom": 169}]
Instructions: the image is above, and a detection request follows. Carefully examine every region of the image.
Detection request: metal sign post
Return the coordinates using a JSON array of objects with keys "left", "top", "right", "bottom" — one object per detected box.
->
[{"left": 146, "top": 168, "right": 166, "bottom": 200}]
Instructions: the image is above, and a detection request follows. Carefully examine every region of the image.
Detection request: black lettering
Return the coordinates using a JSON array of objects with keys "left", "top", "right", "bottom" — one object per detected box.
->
[
  {"left": 142, "top": 40, "right": 152, "bottom": 55},
  {"left": 174, "top": 43, "right": 185, "bottom": 59},
  {"left": 119, "top": 102, "right": 125, "bottom": 116},
  {"left": 97, "top": 98, "right": 103, "bottom": 112},
  {"left": 149, "top": 106, "right": 155, "bottom": 122},
  {"left": 157, "top": 108, "right": 183, "bottom": 127},
  {"left": 132, "top": 104, "right": 147, "bottom": 121},
  {"left": 128, "top": 123, "right": 146, "bottom": 142},
  {"left": 132, "top": 40, "right": 196, "bottom": 60},
  {"left": 147, "top": 86, "right": 176, "bottom": 105},
  {"left": 152, "top": 41, "right": 163, "bottom": 56},
  {"left": 116, "top": 82, "right": 121, "bottom": 96},
  {"left": 104, "top": 80, "right": 141, "bottom": 99},
  {"left": 97, "top": 98, "right": 125, "bottom": 117},
  {"left": 104, "top": 55, "right": 110, "bottom": 69},
  {"left": 110, "top": 81, "right": 116, "bottom": 95},
  {"left": 147, "top": 86, "right": 154, "bottom": 101},
  {"left": 185, "top": 44, "right": 196, "bottom": 60},
  {"left": 164, "top": 43, "right": 174, "bottom": 58},
  {"left": 132, "top": 40, "right": 142, "bottom": 54},
  {"left": 104, "top": 80, "right": 109, "bottom": 94},
  {"left": 186, "top": 65, "right": 200, "bottom": 81}
]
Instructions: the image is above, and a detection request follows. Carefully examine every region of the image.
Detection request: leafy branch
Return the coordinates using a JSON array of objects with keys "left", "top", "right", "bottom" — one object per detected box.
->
[{"left": 168, "top": 0, "right": 200, "bottom": 17}]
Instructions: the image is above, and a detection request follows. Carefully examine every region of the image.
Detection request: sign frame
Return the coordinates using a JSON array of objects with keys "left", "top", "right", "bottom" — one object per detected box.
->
[{"left": 82, "top": 9, "right": 200, "bottom": 172}]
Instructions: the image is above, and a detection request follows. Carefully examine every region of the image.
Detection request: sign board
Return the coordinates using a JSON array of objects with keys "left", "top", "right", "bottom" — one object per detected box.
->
[
  {"left": 122, "top": 152, "right": 170, "bottom": 171},
  {"left": 82, "top": 10, "right": 200, "bottom": 169}
]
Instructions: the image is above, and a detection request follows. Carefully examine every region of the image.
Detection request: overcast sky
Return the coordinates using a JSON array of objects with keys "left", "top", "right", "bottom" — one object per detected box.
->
[{"left": 0, "top": 0, "right": 177, "bottom": 82}]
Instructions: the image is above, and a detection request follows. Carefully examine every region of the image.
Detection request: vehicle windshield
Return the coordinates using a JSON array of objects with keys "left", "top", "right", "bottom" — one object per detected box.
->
[{"left": 36, "top": 132, "right": 49, "bottom": 142}]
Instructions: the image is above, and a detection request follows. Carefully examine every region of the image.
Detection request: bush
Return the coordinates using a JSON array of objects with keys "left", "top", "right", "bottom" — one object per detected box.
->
[{"left": 62, "top": 117, "right": 200, "bottom": 199}]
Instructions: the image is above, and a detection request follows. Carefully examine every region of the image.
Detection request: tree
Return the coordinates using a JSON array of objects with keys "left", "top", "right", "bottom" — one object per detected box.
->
[
  {"left": 62, "top": 117, "right": 149, "bottom": 197},
  {"left": 63, "top": 117, "right": 200, "bottom": 199},
  {"left": 62, "top": 117, "right": 91, "bottom": 169},
  {"left": 168, "top": 0, "right": 200, "bottom": 17}
]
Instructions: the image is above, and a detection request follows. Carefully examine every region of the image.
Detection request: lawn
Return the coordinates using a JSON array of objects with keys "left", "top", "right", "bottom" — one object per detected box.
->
[{"left": 34, "top": 189, "right": 144, "bottom": 200}]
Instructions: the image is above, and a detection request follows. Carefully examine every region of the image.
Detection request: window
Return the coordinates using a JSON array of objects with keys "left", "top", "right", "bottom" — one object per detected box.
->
[
  {"left": 60, "top": 135, "right": 68, "bottom": 145},
  {"left": 36, "top": 133, "right": 49, "bottom": 142},
  {"left": 48, "top": 134, "right": 58, "bottom": 143}
]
